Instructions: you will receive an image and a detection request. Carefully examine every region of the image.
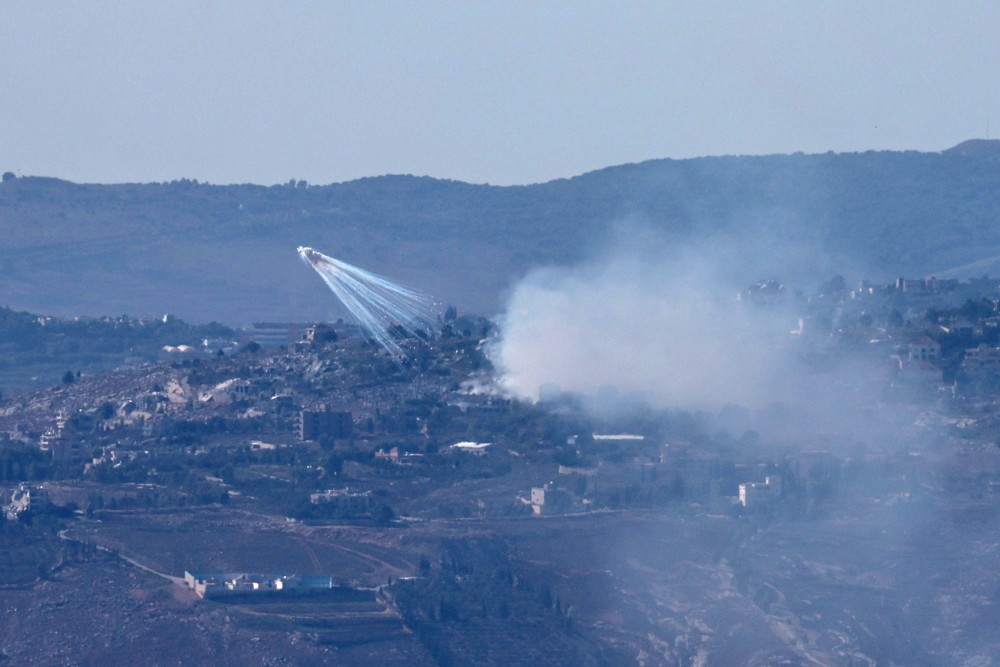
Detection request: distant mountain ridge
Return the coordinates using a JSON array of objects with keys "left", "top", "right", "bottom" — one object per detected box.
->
[
  {"left": 942, "top": 138, "right": 1000, "bottom": 157},
  {"left": 1, "top": 143, "right": 999, "bottom": 325}
]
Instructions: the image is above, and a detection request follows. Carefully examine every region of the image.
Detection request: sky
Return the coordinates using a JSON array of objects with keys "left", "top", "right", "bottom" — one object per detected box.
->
[{"left": 1, "top": 1, "right": 998, "bottom": 186}]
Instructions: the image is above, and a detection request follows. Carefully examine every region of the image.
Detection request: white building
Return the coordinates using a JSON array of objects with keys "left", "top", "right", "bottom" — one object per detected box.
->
[{"left": 738, "top": 475, "right": 781, "bottom": 509}]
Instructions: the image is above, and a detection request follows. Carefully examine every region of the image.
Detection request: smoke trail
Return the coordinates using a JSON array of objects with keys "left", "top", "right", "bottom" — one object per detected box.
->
[{"left": 297, "top": 246, "right": 439, "bottom": 357}]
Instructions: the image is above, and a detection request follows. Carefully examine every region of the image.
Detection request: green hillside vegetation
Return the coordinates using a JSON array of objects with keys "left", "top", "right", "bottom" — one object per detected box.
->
[
  {"left": 2, "top": 144, "right": 999, "bottom": 324},
  {"left": 0, "top": 307, "right": 233, "bottom": 392}
]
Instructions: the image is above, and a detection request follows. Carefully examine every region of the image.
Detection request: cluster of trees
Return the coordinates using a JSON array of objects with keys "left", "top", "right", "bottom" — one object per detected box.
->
[
  {"left": 288, "top": 496, "right": 394, "bottom": 525},
  {"left": 392, "top": 539, "right": 621, "bottom": 665},
  {"left": 0, "top": 442, "right": 53, "bottom": 482}
]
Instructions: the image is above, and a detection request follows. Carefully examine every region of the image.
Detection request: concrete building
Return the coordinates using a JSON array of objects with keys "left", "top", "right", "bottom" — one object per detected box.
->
[
  {"left": 529, "top": 483, "right": 572, "bottom": 515},
  {"left": 251, "top": 322, "right": 306, "bottom": 348},
  {"left": 41, "top": 431, "right": 85, "bottom": 463},
  {"left": 962, "top": 344, "right": 1000, "bottom": 375},
  {"left": 906, "top": 336, "right": 941, "bottom": 362},
  {"left": 299, "top": 408, "right": 353, "bottom": 441},
  {"left": 310, "top": 488, "right": 371, "bottom": 512}
]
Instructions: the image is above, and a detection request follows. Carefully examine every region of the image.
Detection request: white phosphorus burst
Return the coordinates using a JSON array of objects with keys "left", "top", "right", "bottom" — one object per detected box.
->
[{"left": 297, "top": 246, "right": 439, "bottom": 358}]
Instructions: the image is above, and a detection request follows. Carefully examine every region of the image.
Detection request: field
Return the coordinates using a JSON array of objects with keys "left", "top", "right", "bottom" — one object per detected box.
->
[{"left": 65, "top": 507, "right": 417, "bottom": 587}]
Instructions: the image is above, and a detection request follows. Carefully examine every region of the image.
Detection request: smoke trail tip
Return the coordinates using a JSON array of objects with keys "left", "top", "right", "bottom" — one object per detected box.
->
[{"left": 297, "top": 246, "right": 331, "bottom": 271}]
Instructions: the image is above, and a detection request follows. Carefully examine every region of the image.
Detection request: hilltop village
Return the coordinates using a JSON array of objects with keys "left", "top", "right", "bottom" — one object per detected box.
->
[
  {"left": 4, "top": 275, "right": 1000, "bottom": 521},
  {"left": 2, "top": 276, "right": 1000, "bottom": 664}
]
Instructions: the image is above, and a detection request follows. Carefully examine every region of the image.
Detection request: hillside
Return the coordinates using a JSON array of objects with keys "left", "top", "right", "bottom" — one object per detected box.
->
[{"left": 2, "top": 143, "right": 999, "bottom": 325}]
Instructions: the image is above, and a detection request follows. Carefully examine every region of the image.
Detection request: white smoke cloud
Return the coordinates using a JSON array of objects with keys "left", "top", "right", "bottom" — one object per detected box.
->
[{"left": 490, "top": 227, "right": 806, "bottom": 414}]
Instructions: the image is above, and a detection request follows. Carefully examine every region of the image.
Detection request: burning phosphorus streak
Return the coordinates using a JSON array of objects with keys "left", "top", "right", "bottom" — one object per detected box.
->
[{"left": 297, "top": 246, "right": 439, "bottom": 358}]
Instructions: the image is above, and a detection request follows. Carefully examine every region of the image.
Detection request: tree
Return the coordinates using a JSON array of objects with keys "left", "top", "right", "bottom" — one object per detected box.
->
[
  {"left": 62, "top": 370, "right": 75, "bottom": 385},
  {"left": 97, "top": 402, "right": 115, "bottom": 420}
]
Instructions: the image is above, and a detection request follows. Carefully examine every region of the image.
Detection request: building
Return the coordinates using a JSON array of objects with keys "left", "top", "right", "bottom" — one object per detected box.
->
[
  {"left": 305, "top": 323, "right": 338, "bottom": 344},
  {"left": 310, "top": 488, "right": 371, "bottom": 512},
  {"left": 299, "top": 408, "right": 353, "bottom": 441},
  {"left": 183, "top": 570, "right": 333, "bottom": 598},
  {"left": 962, "top": 344, "right": 1000, "bottom": 376},
  {"left": 4, "top": 483, "right": 49, "bottom": 520},
  {"left": 41, "top": 431, "right": 85, "bottom": 463},
  {"left": 896, "top": 277, "right": 929, "bottom": 293},
  {"left": 592, "top": 433, "right": 645, "bottom": 443},
  {"left": 448, "top": 441, "right": 493, "bottom": 455},
  {"left": 251, "top": 322, "right": 307, "bottom": 348},
  {"left": 738, "top": 475, "right": 781, "bottom": 509},
  {"left": 39, "top": 408, "right": 96, "bottom": 462},
  {"left": 529, "top": 483, "right": 573, "bottom": 515},
  {"left": 905, "top": 336, "right": 941, "bottom": 362},
  {"left": 375, "top": 446, "right": 400, "bottom": 462},
  {"left": 250, "top": 440, "right": 281, "bottom": 452}
]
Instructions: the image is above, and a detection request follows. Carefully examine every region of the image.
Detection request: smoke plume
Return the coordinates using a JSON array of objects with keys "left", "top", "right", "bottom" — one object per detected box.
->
[{"left": 489, "top": 224, "right": 863, "bottom": 424}]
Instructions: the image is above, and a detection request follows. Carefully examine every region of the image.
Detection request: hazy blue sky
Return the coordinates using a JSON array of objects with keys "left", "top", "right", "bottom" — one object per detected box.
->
[{"left": 2, "top": 2, "right": 998, "bottom": 185}]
